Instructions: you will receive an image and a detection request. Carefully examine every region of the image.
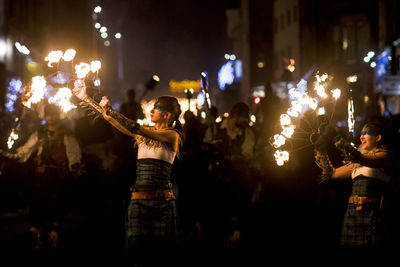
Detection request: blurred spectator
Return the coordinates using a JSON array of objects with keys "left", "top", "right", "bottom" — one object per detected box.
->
[
  {"left": 203, "top": 102, "right": 255, "bottom": 252},
  {"left": 120, "top": 89, "right": 145, "bottom": 121},
  {"left": 0, "top": 103, "right": 82, "bottom": 254}
]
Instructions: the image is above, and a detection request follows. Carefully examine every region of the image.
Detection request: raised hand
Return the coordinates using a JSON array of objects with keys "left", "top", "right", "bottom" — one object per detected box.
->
[
  {"left": 72, "top": 79, "right": 88, "bottom": 101},
  {"left": 334, "top": 136, "right": 361, "bottom": 163},
  {"left": 99, "top": 96, "right": 111, "bottom": 111}
]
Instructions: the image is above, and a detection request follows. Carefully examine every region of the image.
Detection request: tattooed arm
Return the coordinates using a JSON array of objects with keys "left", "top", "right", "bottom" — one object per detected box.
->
[
  {"left": 100, "top": 97, "right": 179, "bottom": 150},
  {"left": 72, "top": 79, "right": 140, "bottom": 135}
]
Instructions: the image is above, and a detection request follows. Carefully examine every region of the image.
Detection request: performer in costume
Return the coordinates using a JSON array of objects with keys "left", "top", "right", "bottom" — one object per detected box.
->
[
  {"left": 72, "top": 82, "right": 182, "bottom": 264},
  {"left": 314, "top": 121, "right": 393, "bottom": 258},
  {"left": 0, "top": 103, "right": 82, "bottom": 253}
]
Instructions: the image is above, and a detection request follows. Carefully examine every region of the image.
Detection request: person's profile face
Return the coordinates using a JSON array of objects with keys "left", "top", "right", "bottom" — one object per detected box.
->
[{"left": 360, "top": 125, "right": 380, "bottom": 150}]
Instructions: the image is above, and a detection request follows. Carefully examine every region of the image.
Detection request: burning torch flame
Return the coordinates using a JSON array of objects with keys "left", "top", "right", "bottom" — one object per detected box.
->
[
  {"left": 270, "top": 72, "right": 343, "bottom": 166},
  {"left": 75, "top": 63, "right": 91, "bottom": 79},
  {"left": 24, "top": 76, "right": 47, "bottom": 108},
  {"left": 45, "top": 50, "right": 63, "bottom": 67},
  {"left": 63, "top": 49, "right": 76, "bottom": 62},
  {"left": 280, "top": 114, "right": 291, "bottom": 126},
  {"left": 331, "top": 88, "right": 341, "bottom": 100},
  {"left": 348, "top": 97, "right": 355, "bottom": 135},
  {"left": 48, "top": 87, "right": 76, "bottom": 112},
  {"left": 274, "top": 150, "right": 289, "bottom": 166},
  {"left": 272, "top": 134, "right": 286, "bottom": 148},
  {"left": 90, "top": 60, "right": 101, "bottom": 73}
]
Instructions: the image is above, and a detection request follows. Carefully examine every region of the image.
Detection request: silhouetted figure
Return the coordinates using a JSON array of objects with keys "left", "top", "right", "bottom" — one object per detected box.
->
[
  {"left": 120, "top": 89, "right": 145, "bottom": 122},
  {"left": 203, "top": 102, "right": 255, "bottom": 256}
]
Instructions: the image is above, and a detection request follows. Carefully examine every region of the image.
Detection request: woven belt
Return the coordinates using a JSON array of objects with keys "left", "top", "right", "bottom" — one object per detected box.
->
[
  {"left": 131, "top": 189, "right": 175, "bottom": 201},
  {"left": 348, "top": 195, "right": 383, "bottom": 211}
]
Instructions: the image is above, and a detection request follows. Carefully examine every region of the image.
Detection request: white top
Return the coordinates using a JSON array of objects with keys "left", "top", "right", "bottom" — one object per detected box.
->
[
  {"left": 137, "top": 142, "right": 176, "bottom": 164},
  {"left": 352, "top": 166, "right": 391, "bottom": 183}
]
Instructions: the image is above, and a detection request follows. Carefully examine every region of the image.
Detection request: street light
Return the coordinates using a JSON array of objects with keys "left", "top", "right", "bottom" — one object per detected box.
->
[{"left": 94, "top": 6, "right": 102, "bottom": 14}]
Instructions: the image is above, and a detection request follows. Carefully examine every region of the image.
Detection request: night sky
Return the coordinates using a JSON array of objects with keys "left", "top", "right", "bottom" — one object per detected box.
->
[{"left": 97, "top": 0, "right": 230, "bottom": 104}]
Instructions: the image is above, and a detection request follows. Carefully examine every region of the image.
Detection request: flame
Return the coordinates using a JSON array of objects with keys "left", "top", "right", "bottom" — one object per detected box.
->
[
  {"left": 270, "top": 72, "right": 343, "bottom": 166},
  {"left": 75, "top": 63, "right": 91, "bottom": 79},
  {"left": 348, "top": 98, "right": 355, "bottom": 134},
  {"left": 281, "top": 125, "right": 295, "bottom": 138},
  {"left": 90, "top": 60, "right": 101, "bottom": 73},
  {"left": 331, "top": 88, "right": 341, "bottom": 100},
  {"left": 24, "top": 76, "right": 47, "bottom": 108},
  {"left": 272, "top": 134, "right": 286, "bottom": 148},
  {"left": 7, "top": 129, "right": 19, "bottom": 149},
  {"left": 314, "top": 84, "right": 327, "bottom": 98},
  {"left": 48, "top": 87, "right": 76, "bottom": 112},
  {"left": 63, "top": 49, "right": 76, "bottom": 61},
  {"left": 45, "top": 50, "right": 63, "bottom": 67},
  {"left": 280, "top": 114, "right": 291, "bottom": 126},
  {"left": 274, "top": 150, "right": 289, "bottom": 166}
]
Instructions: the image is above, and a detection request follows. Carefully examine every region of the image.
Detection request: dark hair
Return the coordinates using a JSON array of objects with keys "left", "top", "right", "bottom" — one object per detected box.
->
[
  {"left": 230, "top": 102, "right": 249, "bottom": 118},
  {"left": 155, "top": 96, "right": 182, "bottom": 134},
  {"left": 44, "top": 103, "right": 61, "bottom": 117},
  {"left": 127, "top": 89, "right": 136, "bottom": 99},
  {"left": 362, "top": 121, "right": 387, "bottom": 145}
]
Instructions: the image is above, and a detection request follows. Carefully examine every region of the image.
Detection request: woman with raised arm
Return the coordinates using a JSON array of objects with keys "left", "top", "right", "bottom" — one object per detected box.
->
[
  {"left": 73, "top": 82, "right": 182, "bottom": 265},
  {"left": 314, "top": 121, "right": 394, "bottom": 259}
]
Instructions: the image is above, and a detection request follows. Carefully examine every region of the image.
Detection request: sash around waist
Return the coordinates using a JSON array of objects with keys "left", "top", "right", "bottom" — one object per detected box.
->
[{"left": 135, "top": 158, "right": 172, "bottom": 187}]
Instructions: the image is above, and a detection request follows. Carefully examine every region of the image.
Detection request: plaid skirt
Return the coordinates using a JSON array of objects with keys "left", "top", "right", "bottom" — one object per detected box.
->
[
  {"left": 125, "top": 159, "right": 180, "bottom": 248},
  {"left": 340, "top": 176, "right": 387, "bottom": 248}
]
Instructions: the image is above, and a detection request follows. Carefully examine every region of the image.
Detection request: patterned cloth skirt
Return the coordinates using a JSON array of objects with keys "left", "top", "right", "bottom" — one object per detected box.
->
[
  {"left": 340, "top": 176, "right": 387, "bottom": 248},
  {"left": 125, "top": 159, "right": 180, "bottom": 248}
]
